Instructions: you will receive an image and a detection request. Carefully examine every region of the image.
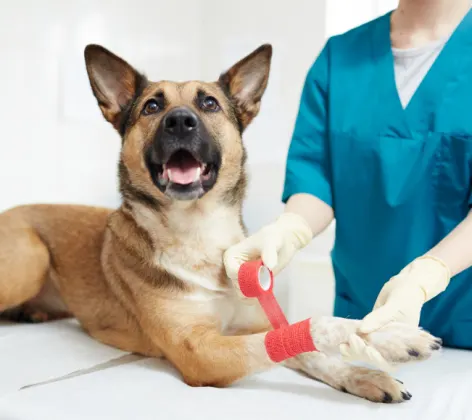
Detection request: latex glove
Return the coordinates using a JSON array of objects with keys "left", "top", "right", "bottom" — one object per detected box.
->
[
  {"left": 223, "top": 212, "right": 312, "bottom": 284},
  {"left": 340, "top": 255, "right": 451, "bottom": 368},
  {"left": 339, "top": 334, "right": 396, "bottom": 373}
]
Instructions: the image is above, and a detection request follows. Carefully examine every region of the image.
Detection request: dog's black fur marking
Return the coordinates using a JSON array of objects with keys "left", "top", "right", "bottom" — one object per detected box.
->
[
  {"left": 118, "top": 160, "right": 161, "bottom": 209},
  {"left": 118, "top": 74, "right": 149, "bottom": 138},
  {"left": 216, "top": 79, "right": 244, "bottom": 134}
]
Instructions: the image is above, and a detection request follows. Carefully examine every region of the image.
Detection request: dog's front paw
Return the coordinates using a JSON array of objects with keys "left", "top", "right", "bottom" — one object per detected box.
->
[
  {"left": 310, "top": 316, "right": 441, "bottom": 368},
  {"left": 340, "top": 366, "right": 412, "bottom": 404},
  {"left": 362, "top": 323, "right": 442, "bottom": 365}
]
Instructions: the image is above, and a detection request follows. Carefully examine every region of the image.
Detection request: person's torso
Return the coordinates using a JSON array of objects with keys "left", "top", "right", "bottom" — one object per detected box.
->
[{"left": 326, "top": 10, "right": 472, "bottom": 348}]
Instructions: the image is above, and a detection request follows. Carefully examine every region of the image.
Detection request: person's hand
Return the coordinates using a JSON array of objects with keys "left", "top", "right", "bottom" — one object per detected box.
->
[
  {"left": 340, "top": 255, "right": 451, "bottom": 368},
  {"left": 223, "top": 212, "right": 312, "bottom": 287},
  {"left": 360, "top": 255, "right": 451, "bottom": 332}
]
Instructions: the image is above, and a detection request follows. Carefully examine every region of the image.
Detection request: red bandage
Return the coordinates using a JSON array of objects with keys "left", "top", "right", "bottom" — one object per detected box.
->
[
  {"left": 265, "top": 318, "right": 316, "bottom": 362},
  {"left": 238, "top": 260, "right": 318, "bottom": 362},
  {"left": 238, "top": 260, "right": 288, "bottom": 329}
]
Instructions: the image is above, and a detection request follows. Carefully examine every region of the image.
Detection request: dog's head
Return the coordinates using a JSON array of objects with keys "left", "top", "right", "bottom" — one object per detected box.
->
[{"left": 84, "top": 44, "right": 272, "bottom": 206}]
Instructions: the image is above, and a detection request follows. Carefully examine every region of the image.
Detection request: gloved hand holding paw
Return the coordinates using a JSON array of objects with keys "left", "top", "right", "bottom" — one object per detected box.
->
[{"left": 340, "top": 255, "right": 451, "bottom": 369}]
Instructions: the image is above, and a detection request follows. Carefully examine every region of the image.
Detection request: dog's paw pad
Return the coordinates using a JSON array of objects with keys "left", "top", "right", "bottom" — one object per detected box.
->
[{"left": 342, "top": 367, "right": 411, "bottom": 404}]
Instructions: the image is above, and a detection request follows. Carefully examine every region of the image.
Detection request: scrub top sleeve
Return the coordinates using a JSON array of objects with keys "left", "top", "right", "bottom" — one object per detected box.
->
[{"left": 282, "top": 40, "right": 333, "bottom": 208}]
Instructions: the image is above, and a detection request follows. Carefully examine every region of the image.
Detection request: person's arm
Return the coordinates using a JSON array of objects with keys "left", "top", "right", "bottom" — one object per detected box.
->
[
  {"left": 284, "top": 193, "right": 333, "bottom": 239},
  {"left": 341, "top": 209, "right": 472, "bottom": 369},
  {"left": 358, "top": 211, "right": 472, "bottom": 335},
  {"left": 427, "top": 209, "right": 472, "bottom": 276},
  {"left": 224, "top": 40, "right": 334, "bottom": 281}
]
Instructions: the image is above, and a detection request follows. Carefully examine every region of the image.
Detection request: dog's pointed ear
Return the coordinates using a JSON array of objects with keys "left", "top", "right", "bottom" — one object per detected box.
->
[
  {"left": 218, "top": 44, "right": 272, "bottom": 131},
  {"left": 84, "top": 44, "right": 147, "bottom": 131}
]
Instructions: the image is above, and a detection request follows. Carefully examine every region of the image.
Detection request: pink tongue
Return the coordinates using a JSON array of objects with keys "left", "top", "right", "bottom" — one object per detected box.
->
[{"left": 168, "top": 163, "right": 199, "bottom": 185}]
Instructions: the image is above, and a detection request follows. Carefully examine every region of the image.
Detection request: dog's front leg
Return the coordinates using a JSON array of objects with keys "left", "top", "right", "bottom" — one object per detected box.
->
[
  {"left": 308, "top": 315, "right": 441, "bottom": 364},
  {"left": 283, "top": 315, "right": 441, "bottom": 403},
  {"left": 142, "top": 308, "right": 441, "bottom": 390},
  {"left": 155, "top": 321, "right": 276, "bottom": 387},
  {"left": 285, "top": 353, "right": 412, "bottom": 403}
]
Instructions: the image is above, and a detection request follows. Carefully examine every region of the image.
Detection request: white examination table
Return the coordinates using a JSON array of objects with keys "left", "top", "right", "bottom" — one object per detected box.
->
[{"left": 0, "top": 319, "right": 470, "bottom": 420}]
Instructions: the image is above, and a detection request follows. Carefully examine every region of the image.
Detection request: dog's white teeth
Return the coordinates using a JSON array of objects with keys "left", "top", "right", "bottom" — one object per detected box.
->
[
  {"left": 167, "top": 169, "right": 173, "bottom": 182},
  {"left": 194, "top": 167, "right": 201, "bottom": 182}
]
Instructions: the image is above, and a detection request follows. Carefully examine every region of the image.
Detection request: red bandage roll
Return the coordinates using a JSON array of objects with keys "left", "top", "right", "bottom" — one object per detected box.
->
[
  {"left": 238, "top": 259, "right": 273, "bottom": 297},
  {"left": 238, "top": 260, "right": 289, "bottom": 329},
  {"left": 238, "top": 260, "right": 318, "bottom": 361},
  {"left": 265, "top": 319, "right": 316, "bottom": 362}
]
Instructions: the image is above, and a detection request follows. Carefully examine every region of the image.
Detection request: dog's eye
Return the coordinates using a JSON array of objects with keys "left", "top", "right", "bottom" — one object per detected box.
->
[
  {"left": 143, "top": 99, "right": 161, "bottom": 115},
  {"left": 201, "top": 96, "right": 220, "bottom": 112}
]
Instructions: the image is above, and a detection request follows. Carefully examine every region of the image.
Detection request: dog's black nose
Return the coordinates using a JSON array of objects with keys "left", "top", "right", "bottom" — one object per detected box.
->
[{"left": 163, "top": 108, "right": 198, "bottom": 136}]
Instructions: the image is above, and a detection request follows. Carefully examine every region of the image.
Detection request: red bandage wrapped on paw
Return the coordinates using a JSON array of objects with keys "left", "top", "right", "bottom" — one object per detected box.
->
[
  {"left": 238, "top": 260, "right": 318, "bottom": 362},
  {"left": 265, "top": 318, "right": 317, "bottom": 362}
]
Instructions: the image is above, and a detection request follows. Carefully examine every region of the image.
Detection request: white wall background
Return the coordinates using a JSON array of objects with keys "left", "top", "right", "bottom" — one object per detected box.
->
[{"left": 0, "top": 0, "right": 398, "bottom": 316}]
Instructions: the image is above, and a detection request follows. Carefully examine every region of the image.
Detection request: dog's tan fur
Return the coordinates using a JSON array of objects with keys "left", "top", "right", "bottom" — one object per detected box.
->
[{"left": 0, "top": 44, "right": 441, "bottom": 402}]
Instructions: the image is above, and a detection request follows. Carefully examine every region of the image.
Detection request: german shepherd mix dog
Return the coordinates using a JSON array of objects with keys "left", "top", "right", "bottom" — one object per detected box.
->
[{"left": 0, "top": 44, "right": 440, "bottom": 403}]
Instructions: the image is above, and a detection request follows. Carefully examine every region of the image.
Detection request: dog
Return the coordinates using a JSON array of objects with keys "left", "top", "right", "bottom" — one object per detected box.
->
[{"left": 0, "top": 43, "right": 441, "bottom": 403}]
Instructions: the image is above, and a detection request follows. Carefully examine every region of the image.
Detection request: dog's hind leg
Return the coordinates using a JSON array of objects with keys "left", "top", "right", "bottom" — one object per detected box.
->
[{"left": 0, "top": 209, "right": 50, "bottom": 315}]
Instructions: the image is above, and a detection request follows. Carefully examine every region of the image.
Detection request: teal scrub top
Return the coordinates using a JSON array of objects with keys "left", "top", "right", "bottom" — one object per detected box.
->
[{"left": 282, "top": 10, "right": 472, "bottom": 349}]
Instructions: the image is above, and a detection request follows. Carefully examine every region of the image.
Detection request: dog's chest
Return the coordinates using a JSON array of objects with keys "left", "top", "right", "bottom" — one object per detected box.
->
[
  {"left": 182, "top": 289, "right": 264, "bottom": 333},
  {"left": 155, "top": 206, "right": 244, "bottom": 292},
  {"left": 158, "top": 244, "right": 225, "bottom": 291}
]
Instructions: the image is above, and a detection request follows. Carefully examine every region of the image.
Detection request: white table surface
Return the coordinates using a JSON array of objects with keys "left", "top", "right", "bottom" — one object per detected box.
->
[{"left": 0, "top": 320, "right": 471, "bottom": 420}]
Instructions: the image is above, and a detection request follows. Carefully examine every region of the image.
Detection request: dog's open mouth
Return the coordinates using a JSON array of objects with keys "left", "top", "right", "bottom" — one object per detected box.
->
[{"left": 157, "top": 150, "right": 214, "bottom": 187}]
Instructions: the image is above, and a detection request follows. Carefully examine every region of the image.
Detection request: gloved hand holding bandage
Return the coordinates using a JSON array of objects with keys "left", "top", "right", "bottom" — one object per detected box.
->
[
  {"left": 224, "top": 193, "right": 333, "bottom": 296},
  {"left": 224, "top": 212, "right": 313, "bottom": 285}
]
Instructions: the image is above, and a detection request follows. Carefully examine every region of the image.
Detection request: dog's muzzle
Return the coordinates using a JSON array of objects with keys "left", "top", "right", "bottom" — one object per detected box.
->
[{"left": 146, "top": 107, "right": 221, "bottom": 200}]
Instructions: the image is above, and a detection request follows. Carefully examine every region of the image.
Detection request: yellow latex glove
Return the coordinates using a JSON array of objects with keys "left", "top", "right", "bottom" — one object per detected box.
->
[
  {"left": 223, "top": 212, "right": 312, "bottom": 284},
  {"left": 339, "top": 334, "right": 396, "bottom": 373},
  {"left": 340, "top": 255, "right": 451, "bottom": 368}
]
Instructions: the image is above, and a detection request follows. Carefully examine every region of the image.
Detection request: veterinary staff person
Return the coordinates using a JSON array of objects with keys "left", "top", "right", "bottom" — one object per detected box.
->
[{"left": 224, "top": 0, "right": 472, "bottom": 357}]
